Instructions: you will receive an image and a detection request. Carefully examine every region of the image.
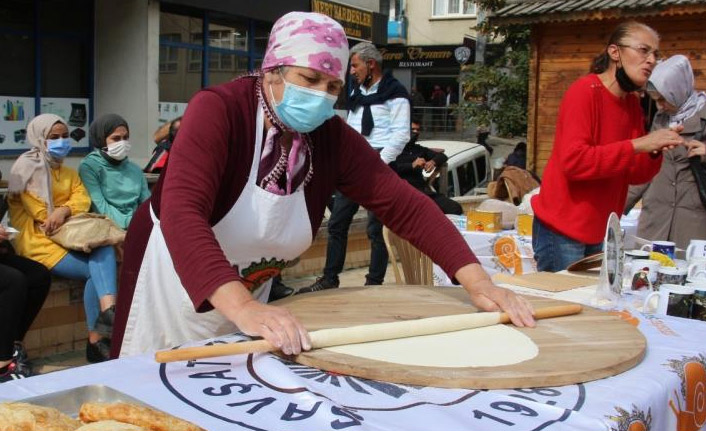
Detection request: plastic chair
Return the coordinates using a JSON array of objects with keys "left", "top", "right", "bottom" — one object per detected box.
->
[{"left": 382, "top": 226, "right": 434, "bottom": 286}]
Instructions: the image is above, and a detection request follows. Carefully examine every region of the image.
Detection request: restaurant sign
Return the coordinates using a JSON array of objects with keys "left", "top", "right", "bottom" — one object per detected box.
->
[
  {"left": 311, "top": 0, "right": 373, "bottom": 42},
  {"left": 381, "top": 45, "right": 474, "bottom": 69}
]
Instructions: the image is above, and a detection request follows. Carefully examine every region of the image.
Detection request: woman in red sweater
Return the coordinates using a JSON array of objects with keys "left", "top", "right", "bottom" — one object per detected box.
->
[
  {"left": 111, "top": 12, "right": 535, "bottom": 359},
  {"left": 531, "top": 21, "right": 684, "bottom": 272}
]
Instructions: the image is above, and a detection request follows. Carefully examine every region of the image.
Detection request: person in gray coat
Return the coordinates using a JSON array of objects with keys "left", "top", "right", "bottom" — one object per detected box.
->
[{"left": 625, "top": 55, "right": 706, "bottom": 250}]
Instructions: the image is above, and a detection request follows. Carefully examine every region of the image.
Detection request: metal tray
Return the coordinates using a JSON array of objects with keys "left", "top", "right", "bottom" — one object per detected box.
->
[{"left": 18, "top": 385, "right": 154, "bottom": 419}]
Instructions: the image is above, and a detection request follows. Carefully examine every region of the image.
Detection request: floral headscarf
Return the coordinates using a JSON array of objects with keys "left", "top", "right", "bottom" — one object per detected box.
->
[
  {"left": 262, "top": 12, "right": 348, "bottom": 82},
  {"left": 257, "top": 12, "right": 349, "bottom": 195}
]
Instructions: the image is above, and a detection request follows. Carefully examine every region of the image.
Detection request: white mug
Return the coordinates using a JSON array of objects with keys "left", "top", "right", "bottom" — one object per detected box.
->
[
  {"left": 626, "top": 259, "right": 660, "bottom": 291},
  {"left": 691, "top": 285, "right": 706, "bottom": 321},
  {"left": 643, "top": 284, "right": 695, "bottom": 318},
  {"left": 687, "top": 261, "right": 706, "bottom": 280},
  {"left": 686, "top": 240, "right": 706, "bottom": 261},
  {"left": 673, "top": 259, "right": 689, "bottom": 270},
  {"left": 655, "top": 266, "right": 687, "bottom": 288},
  {"left": 687, "top": 271, "right": 706, "bottom": 285}
]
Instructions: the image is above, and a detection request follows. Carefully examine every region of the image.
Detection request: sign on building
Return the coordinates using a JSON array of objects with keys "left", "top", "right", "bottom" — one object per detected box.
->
[
  {"left": 311, "top": 0, "right": 373, "bottom": 42},
  {"left": 380, "top": 45, "right": 475, "bottom": 69}
]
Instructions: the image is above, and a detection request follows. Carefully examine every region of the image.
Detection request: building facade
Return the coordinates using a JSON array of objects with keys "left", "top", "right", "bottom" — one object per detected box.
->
[
  {"left": 385, "top": 0, "right": 478, "bottom": 131},
  {"left": 0, "top": 0, "right": 386, "bottom": 173}
]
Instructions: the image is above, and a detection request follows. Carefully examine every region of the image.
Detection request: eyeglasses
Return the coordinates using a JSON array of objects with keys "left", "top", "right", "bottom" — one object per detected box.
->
[
  {"left": 411, "top": 128, "right": 421, "bottom": 133},
  {"left": 617, "top": 44, "right": 661, "bottom": 61}
]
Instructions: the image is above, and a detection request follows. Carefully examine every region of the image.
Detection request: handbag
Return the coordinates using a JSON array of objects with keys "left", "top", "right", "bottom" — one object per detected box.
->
[
  {"left": 689, "top": 157, "right": 706, "bottom": 209},
  {"left": 688, "top": 116, "right": 706, "bottom": 210},
  {"left": 48, "top": 213, "right": 126, "bottom": 253}
]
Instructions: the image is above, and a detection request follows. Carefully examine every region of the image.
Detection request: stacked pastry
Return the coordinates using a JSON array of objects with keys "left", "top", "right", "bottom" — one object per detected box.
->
[{"left": 0, "top": 401, "right": 205, "bottom": 431}]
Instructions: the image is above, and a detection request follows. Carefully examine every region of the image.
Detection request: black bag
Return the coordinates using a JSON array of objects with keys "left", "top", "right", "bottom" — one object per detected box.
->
[
  {"left": 689, "top": 116, "right": 706, "bottom": 210},
  {"left": 690, "top": 157, "right": 706, "bottom": 209},
  {"left": 143, "top": 139, "right": 171, "bottom": 174}
]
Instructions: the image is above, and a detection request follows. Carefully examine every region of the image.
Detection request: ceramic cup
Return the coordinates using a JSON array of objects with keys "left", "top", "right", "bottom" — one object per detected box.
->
[
  {"left": 686, "top": 239, "right": 706, "bottom": 261},
  {"left": 623, "top": 259, "right": 660, "bottom": 291},
  {"left": 622, "top": 250, "right": 652, "bottom": 290},
  {"left": 625, "top": 249, "right": 650, "bottom": 263},
  {"left": 655, "top": 266, "right": 687, "bottom": 288},
  {"left": 641, "top": 241, "right": 676, "bottom": 260},
  {"left": 688, "top": 283, "right": 706, "bottom": 321},
  {"left": 643, "top": 284, "right": 695, "bottom": 318},
  {"left": 687, "top": 259, "right": 706, "bottom": 280},
  {"left": 627, "top": 259, "right": 660, "bottom": 291}
]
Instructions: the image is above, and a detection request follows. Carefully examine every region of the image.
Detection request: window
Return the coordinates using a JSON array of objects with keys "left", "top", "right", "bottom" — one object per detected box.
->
[
  {"left": 0, "top": 0, "right": 93, "bottom": 153},
  {"left": 188, "top": 33, "right": 204, "bottom": 72},
  {"left": 432, "top": 0, "right": 476, "bottom": 17},
  {"left": 457, "top": 160, "right": 478, "bottom": 196},
  {"left": 0, "top": 33, "right": 34, "bottom": 96},
  {"left": 158, "top": 9, "right": 265, "bottom": 106},
  {"left": 253, "top": 21, "right": 270, "bottom": 53},
  {"left": 189, "top": 28, "right": 249, "bottom": 72},
  {"left": 159, "top": 34, "right": 180, "bottom": 73},
  {"left": 475, "top": 154, "right": 487, "bottom": 184},
  {"left": 208, "top": 54, "right": 248, "bottom": 86}
]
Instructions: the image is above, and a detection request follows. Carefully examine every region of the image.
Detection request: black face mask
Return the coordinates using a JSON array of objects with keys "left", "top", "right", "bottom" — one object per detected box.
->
[
  {"left": 409, "top": 133, "right": 419, "bottom": 145},
  {"left": 615, "top": 56, "right": 642, "bottom": 93},
  {"left": 616, "top": 67, "right": 642, "bottom": 92}
]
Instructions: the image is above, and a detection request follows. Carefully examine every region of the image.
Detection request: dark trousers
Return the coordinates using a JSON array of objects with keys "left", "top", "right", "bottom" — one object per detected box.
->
[
  {"left": 532, "top": 217, "right": 603, "bottom": 272},
  {"left": 323, "top": 191, "right": 388, "bottom": 285},
  {"left": 428, "top": 193, "right": 463, "bottom": 215},
  {"left": 0, "top": 253, "right": 51, "bottom": 360}
]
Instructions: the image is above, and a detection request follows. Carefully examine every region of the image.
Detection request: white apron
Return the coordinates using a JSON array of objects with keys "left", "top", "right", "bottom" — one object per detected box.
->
[{"left": 121, "top": 105, "right": 313, "bottom": 357}]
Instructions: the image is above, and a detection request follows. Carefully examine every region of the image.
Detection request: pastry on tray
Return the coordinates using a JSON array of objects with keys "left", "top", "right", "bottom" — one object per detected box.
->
[
  {"left": 0, "top": 402, "right": 81, "bottom": 431},
  {"left": 75, "top": 420, "right": 146, "bottom": 430},
  {"left": 79, "top": 402, "right": 204, "bottom": 431}
]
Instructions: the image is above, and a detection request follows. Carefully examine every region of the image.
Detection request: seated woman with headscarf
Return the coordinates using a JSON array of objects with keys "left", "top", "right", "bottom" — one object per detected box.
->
[
  {"left": 8, "top": 114, "right": 118, "bottom": 363},
  {"left": 625, "top": 54, "right": 706, "bottom": 249},
  {"left": 111, "top": 12, "right": 535, "bottom": 359},
  {"left": 79, "top": 114, "right": 150, "bottom": 230}
]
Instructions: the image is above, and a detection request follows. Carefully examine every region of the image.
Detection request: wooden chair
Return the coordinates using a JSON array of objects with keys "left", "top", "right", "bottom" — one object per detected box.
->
[{"left": 382, "top": 226, "right": 434, "bottom": 286}]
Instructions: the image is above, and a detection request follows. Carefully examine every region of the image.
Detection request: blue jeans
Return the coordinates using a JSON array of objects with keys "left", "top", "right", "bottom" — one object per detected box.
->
[
  {"left": 51, "top": 246, "right": 117, "bottom": 331},
  {"left": 532, "top": 217, "right": 603, "bottom": 272},
  {"left": 324, "top": 191, "right": 388, "bottom": 285}
]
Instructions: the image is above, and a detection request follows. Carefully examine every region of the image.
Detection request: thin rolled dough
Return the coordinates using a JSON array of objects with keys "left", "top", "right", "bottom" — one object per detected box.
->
[{"left": 324, "top": 325, "right": 539, "bottom": 368}]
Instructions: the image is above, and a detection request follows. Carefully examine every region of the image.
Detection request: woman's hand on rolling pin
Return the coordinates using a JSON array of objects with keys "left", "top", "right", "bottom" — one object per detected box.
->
[
  {"left": 631, "top": 126, "right": 684, "bottom": 153},
  {"left": 455, "top": 263, "right": 535, "bottom": 327},
  {"left": 209, "top": 281, "right": 311, "bottom": 355}
]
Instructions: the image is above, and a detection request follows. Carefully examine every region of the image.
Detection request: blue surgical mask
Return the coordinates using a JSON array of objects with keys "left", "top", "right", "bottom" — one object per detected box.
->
[
  {"left": 270, "top": 77, "right": 337, "bottom": 133},
  {"left": 47, "top": 138, "right": 72, "bottom": 159}
]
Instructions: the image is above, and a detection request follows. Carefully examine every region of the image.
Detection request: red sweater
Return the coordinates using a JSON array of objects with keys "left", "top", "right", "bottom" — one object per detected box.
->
[
  {"left": 531, "top": 74, "right": 662, "bottom": 244},
  {"left": 112, "top": 77, "right": 478, "bottom": 356}
]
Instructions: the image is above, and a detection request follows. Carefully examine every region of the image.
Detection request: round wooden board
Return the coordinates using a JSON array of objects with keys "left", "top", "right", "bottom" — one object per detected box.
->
[{"left": 276, "top": 286, "right": 646, "bottom": 389}]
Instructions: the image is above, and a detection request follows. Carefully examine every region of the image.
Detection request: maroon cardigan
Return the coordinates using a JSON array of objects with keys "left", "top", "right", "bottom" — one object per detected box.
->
[{"left": 112, "top": 77, "right": 478, "bottom": 357}]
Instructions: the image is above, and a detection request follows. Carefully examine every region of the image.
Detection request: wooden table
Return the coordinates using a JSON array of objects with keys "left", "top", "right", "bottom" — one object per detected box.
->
[{"left": 277, "top": 286, "right": 646, "bottom": 389}]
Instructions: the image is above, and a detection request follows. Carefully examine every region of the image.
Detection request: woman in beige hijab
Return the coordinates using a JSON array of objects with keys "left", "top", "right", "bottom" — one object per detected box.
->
[{"left": 8, "top": 114, "right": 118, "bottom": 363}]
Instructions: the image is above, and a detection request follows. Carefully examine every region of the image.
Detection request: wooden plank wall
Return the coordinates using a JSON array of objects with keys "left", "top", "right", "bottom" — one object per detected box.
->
[{"left": 529, "top": 13, "right": 706, "bottom": 176}]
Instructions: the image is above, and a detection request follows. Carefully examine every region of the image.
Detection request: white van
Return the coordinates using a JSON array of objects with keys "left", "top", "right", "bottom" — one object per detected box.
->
[{"left": 418, "top": 140, "right": 491, "bottom": 197}]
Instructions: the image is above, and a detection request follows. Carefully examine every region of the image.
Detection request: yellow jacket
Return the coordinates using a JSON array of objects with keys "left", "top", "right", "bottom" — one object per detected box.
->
[{"left": 9, "top": 165, "right": 91, "bottom": 269}]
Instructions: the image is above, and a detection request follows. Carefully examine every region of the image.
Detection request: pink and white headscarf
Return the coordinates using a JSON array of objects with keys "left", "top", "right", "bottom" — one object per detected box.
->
[
  {"left": 257, "top": 12, "right": 349, "bottom": 195},
  {"left": 261, "top": 12, "right": 349, "bottom": 82}
]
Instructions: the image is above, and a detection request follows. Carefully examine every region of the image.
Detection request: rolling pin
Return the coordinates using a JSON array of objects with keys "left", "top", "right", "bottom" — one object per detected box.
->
[{"left": 155, "top": 304, "right": 581, "bottom": 363}]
